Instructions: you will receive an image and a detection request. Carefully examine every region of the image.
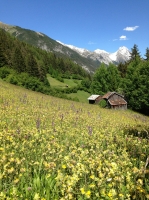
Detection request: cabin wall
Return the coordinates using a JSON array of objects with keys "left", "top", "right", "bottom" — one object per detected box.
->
[
  {"left": 111, "top": 104, "right": 127, "bottom": 110},
  {"left": 89, "top": 100, "right": 95, "bottom": 104},
  {"left": 95, "top": 96, "right": 103, "bottom": 104}
]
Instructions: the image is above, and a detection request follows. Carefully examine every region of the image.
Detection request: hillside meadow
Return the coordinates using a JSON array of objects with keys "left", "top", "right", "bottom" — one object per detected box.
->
[
  {"left": 46, "top": 74, "right": 90, "bottom": 103},
  {"left": 0, "top": 79, "right": 149, "bottom": 200},
  {"left": 47, "top": 74, "right": 81, "bottom": 88}
]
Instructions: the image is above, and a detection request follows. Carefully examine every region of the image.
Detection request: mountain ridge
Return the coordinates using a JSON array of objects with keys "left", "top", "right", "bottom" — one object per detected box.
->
[
  {"left": 0, "top": 21, "right": 130, "bottom": 72},
  {"left": 57, "top": 40, "right": 130, "bottom": 65}
]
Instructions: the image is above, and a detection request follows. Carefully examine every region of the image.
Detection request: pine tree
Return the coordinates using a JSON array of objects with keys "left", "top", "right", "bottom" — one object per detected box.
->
[
  {"left": 0, "top": 43, "right": 6, "bottom": 67},
  {"left": 130, "top": 44, "right": 141, "bottom": 61},
  {"left": 0, "top": 30, "right": 7, "bottom": 67},
  {"left": 144, "top": 47, "right": 149, "bottom": 61},
  {"left": 117, "top": 62, "right": 128, "bottom": 78},
  {"left": 27, "top": 54, "right": 40, "bottom": 78},
  {"left": 12, "top": 47, "right": 26, "bottom": 73}
]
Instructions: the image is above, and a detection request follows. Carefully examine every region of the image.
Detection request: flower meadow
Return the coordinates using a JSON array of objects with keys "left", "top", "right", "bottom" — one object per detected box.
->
[{"left": 0, "top": 80, "right": 149, "bottom": 200}]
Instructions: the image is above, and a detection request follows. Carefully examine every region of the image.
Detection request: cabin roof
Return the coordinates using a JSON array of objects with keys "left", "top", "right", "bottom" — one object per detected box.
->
[
  {"left": 102, "top": 92, "right": 124, "bottom": 99},
  {"left": 87, "top": 95, "right": 100, "bottom": 100},
  {"left": 108, "top": 99, "right": 127, "bottom": 105}
]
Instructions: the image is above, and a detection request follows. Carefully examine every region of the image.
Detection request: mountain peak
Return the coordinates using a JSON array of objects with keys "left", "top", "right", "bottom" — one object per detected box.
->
[
  {"left": 57, "top": 40, "right": 130, "bottom": 65},
  {"left": 109, "top": 46, "right": 130, "bottom": 62},
  {"left": 118, "top": 46, "right": 129, "bottom": 53},
  {"left": 94, "top": 49, "right": 109, "bottom": 54}
]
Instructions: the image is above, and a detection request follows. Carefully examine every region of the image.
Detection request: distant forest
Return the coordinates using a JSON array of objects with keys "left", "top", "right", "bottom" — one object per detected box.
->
[{"left": 0, "top": 28, "right": 149, "bottom": 115}]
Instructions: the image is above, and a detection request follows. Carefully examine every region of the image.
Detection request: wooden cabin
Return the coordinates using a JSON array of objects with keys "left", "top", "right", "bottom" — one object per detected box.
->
[
  {"left": 87, "top": 95, "right": 102, "bottom": 104},
  {"left": 102, "top": 92, "right": 127, "bottom": 109}
]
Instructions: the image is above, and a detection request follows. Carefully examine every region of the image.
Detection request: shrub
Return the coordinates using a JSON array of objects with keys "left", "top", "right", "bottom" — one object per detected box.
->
[{"left": 98, "top": 99, "right": 107, "bottom": 108}]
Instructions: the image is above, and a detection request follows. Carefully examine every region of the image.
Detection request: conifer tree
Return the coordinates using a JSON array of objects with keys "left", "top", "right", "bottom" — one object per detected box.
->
[
  {"left": 0, "top": 43, "right": 6, "bottom": 67},
  {"left": 117, "top": 62, "right": 128, "bottom": 78},
  {"left": 130, "top": 44, "right": 141, "bottom": 61},
  {"left": 12, "top": 47, "right": 26, "bottom": 72},
  {"left": 27, "top": 54, "right": 40, "bottom": 78},
  {"left": 0, "top": 29, "right": 7, "bottom": 67},
  {"left": 144, "top": 47, "right": 149, "bottom": 60}
]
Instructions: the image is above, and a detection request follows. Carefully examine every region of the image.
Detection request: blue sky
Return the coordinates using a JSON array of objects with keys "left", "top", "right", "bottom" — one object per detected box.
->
[{"left": 0, "top": 0, "right": 149, "bottom": 57}]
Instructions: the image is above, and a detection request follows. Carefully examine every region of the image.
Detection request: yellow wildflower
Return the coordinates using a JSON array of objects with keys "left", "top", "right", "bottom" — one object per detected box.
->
[
  {"left": 62, "top": 164, "right": 66, "bottom": 169},
  {"left": 68, "top": 193, "right": 73, "bottom": 199},
  {"left": 90, "top": 174, "right": 95, "bottom": 179},
  {"left": 89, "top": 184, "right": 95, "bottom": 188},
  {"left": 85, "top": 190, "right": 91, "bottom": 198},
  {"left": 119, "top": 193, "right": 124, "bottom": 197},
  {"left": 80, "top": 187, "right": 85, "bottom": 194},
  {"left": 34, "top": 193, "right": 40, "bottom": 200},
  {"left": 14, "top": 178, "right": 19, "bottom": 184},
  {"left": 8, "top": 167, "right": 14, "bottom": 174},
  {"left": 10, "top": 157, "right": 15, "bottom": 162},
  {"left": 20, "top": 168, "right": 26, "bottom": 172},
  {"left": 137, "top": 179, "right": 143, "bottom": 185}
]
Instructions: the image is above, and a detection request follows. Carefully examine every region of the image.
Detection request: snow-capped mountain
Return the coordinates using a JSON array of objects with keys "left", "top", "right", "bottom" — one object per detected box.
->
[
  {"left": 0, "top": 21, "right": 130, "bottom": 73},
  {"left": 57, "top": 41, "right": 130, "bottom": 65},
  {"left": 57, "top": 40, "right": 90, "bottom": 55},
  {"left": 109, "top": 46, "right": 131, "bottom": 63}
]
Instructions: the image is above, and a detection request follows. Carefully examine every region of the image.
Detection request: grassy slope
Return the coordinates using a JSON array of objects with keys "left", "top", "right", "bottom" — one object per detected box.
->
[
  {"left": 47, "top": 74, "right": 81, "bottom": 88},
  {"left": 67, "top": 90, "right": 90, "bottom": 103},
  {"left": 64, "top": 79, "right": 81, "bottom": 87},
  {"left": 47, "top": 74, "right": 89, "bottom": 102},
  {"left": 1, "top": 79, "right": 149, "bottom": 199},
  {"left": 47, "top": 74, "right": 67, "bottom": 88}
]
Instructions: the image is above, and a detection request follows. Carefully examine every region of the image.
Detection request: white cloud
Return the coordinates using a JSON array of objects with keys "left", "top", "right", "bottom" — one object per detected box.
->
[
  {"left": 113, "top": 36, "right": 128, "bottom": 41},
  {"left": 123, "top": 26, "right": 139, "bottom": 31},
  {"left": 119, "top": 35, "right": 128, "bottom": 40}
]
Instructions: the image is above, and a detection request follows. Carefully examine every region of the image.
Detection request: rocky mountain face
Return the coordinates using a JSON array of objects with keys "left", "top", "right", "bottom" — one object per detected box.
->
[
  {"left": 0, "top": 22, "right": 130, "bottom": 72},
  {"left": 59, "top": 41, "right": 130, "bottom": 65}
]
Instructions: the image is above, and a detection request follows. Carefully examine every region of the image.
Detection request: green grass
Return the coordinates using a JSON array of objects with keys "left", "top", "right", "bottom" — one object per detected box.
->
[
  {"left": 46, "top": 75, "right": 90, "bottom": 103},
  {"left": 67, "top": 90, "right": 90, "bottom": 103},
  {"left": 47, "top": 74, "right": 81, "bottom": 88},
  {"left": 64, "top": 79, "right": 81, "bottom": 87},
  {"left": 47, "top": 74, "right": 66, "bottom": 88}
]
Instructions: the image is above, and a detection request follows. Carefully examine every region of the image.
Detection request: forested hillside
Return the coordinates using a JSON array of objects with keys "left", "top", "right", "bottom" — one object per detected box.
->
[
  {"left": 0, "top": 22, "right": 101, "bottom": 72},
  {"left": 0, "top": 28, "right": 90, "bottom": 96}
]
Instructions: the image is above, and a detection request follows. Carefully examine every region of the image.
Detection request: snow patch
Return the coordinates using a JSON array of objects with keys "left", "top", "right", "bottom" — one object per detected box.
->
[
  {"left": 56, "top": 40, "right": 65, "bottom": 45},
  {"left": 56, "top": 40, "right": 89, "bottom": 54},
  {"left": 36, "top": 32, "right": 44, "bottom": 37},
  {"left": 109, "top": 52, "right": 117, "bottom": 61},
  {"left": 94, "top": 49, "right": 109, "bottom": 54}
]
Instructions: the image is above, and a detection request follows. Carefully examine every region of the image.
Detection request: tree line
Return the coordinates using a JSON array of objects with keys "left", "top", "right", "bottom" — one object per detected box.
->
[{"left": 90, "top": 44, "right": 149, "bottom": 115}]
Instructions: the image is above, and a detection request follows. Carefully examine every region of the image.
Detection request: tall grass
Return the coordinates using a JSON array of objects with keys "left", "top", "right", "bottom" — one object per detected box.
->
[{"left": 0, "top": 80, "right": 149, "bottom": 200}]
